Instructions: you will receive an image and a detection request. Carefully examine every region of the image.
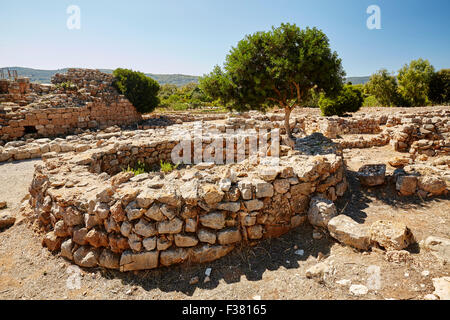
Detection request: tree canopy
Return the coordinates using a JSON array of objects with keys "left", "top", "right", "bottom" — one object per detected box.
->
[
  {"left": 113, "top": 68, "right": 160, "bottom": 114},
  {"left": 365, "top": 69, "right": 400, "bottom": 107},
  {"left": 429, "top": 69, "right": 450, "bottom": 105},
  {"left": 199, "top": 23, "right": 345, "bottom": 137},
  {"left": 397, "top": 59, "right": 435, "bottom": 107}
]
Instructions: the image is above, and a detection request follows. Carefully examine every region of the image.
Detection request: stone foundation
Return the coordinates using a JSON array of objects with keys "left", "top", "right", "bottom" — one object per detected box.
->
[
  {"left": 28, "top": 132, "right": 347, "bottom": 271},
  {"left": 0, "top": 69, "right": 141, "bottom": 141}
]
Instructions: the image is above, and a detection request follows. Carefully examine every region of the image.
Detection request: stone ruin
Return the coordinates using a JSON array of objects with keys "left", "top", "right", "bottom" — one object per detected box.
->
[
  {"left": 28, "top": 123, "right": 347, "bottom": 270},
  {"left": 0, "top": 69, "right": 448, "bottom": 272},
  {"left": 0, "top": 69, "right": 141, "bottom": 141}
]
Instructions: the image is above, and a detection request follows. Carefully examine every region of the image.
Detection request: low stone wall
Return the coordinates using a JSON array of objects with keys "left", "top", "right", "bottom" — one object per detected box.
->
[
  {"left": 28, "top": 133, "right": 347, "bottom": 271},
  {"left": 395, "top": 164, "right": 449, "bottom": 197},
  {"left": 0, "top": 69, "right": 141, "bottom": 141}
]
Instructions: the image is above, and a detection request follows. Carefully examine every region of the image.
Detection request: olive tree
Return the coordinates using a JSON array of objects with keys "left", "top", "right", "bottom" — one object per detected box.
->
[
  {"left": 365, "top": 69, "right": 400, "bottom": 107},
  {"left": 429, "top": 69, "right": 450, "bottom": 105},
  {"left": 113, "top": 68, "right": 160, "bottom": 114},
  {"left": 397, "top": 59, "right": 435, "bottom": 107},
  {"left": 199, "top": 23, "right": 345, "bottom": 138}
]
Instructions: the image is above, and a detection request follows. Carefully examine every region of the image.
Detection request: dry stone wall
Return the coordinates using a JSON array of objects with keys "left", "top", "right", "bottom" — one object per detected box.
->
[
  {"left": 28, "top": 132, "right": 347, "bottom": 271},
  {"left": 0, "top": 69, "right": 141, "bottom": 141}
]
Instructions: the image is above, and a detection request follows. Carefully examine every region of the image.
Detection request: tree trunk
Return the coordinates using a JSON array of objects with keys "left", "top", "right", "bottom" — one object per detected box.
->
[
  {"left": 284, "top": 106, "right": 292, "bottom": 137},
  {"left": 284, "top": 107, "right": 295, "bottom": 148}
]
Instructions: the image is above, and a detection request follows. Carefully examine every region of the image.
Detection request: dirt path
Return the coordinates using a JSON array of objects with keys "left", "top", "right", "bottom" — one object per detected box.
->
[{"left": 0, "top": 151, "right": 449, "bottom": 300}]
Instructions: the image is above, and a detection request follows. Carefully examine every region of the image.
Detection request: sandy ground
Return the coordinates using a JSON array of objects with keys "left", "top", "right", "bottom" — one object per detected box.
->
[{"left": 0, "top": 144, "right": 449, "bottom": 300}]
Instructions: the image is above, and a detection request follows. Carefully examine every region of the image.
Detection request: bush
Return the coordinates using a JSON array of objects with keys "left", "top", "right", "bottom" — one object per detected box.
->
[
  {"left": 319, "top": 85, "right": 363, "bottom": 116},
  {"left": 397, "top": 59, "right": 435, "bottom": 107},
  {"left": 363, "top": 95, "right": 380, "bottom": 107},
  {"left": 160, "top": 160, "right": 179, "bottom": 173},
  {"left": 158, "top": 82, "right": 214, "bottom": 110},
  {"left": 112, "top": 68, "right": 160, "bottom": 114},
  {"left": 429, "top": 69, "right": 450, "bottom": 104},
  {"left": 365, "top": 69, "right": 400, "bottom": 107},
  {"left": 303, "top": 88, "right": 321, "bottom": 108},
  {"left": 122, "top": 161, "right": 147, "bottom": 176}
]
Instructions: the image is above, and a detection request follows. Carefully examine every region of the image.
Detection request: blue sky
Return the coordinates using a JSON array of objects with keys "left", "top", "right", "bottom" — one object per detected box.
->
[{"left": 1, "top": 0, "right": 449, "bottom": 76}]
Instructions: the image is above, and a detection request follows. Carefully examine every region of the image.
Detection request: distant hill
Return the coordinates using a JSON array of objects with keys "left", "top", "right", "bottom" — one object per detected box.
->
[
  {"left": 346, "top": 76, "right": 370, "bottom": 85},
  {"left": 0, "top": 67, "right": 200, "bottom": 86},
  {"left": 1, "top": 67, "right": 370, "bottom": 86}
]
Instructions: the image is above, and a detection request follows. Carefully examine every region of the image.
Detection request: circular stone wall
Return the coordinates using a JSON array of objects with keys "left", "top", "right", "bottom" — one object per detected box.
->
[{"left": 28, "top": 132, "right": 347, "bottom": 271}]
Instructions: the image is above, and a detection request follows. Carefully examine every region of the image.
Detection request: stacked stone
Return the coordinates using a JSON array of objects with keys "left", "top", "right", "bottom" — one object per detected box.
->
[
  {"left": 0, "top": 69, "right": 141, "bottom": 141},
  {"left": 29, "top": 133, "right": 347, "bottom": 271},
  {"left": 0, "top": 120, "right": 282, "bottom": 163},
  {"left": 390, "top": 113, "right": 449, "bottom": 157},
  {"left": 395, "top": 165, "right": 448, "bottom": 197},
  {"left": 336, "top": 132, "right": 391, "bottom": 149}
]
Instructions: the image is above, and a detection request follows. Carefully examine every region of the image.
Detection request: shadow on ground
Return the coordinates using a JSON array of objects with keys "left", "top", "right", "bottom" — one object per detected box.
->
[
  {"left": 335, "top": 169, "right": 448, "bottom": 224},
  {"left": 93, "top": 223, "right": 333, "bottom": 296}
]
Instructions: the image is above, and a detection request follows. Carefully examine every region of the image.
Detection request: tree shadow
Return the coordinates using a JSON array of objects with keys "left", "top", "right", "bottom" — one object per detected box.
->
[
  {"left": 293, "top": 132, "right": 341, "bottom": 156},
  {"left": 139, "top": 115, "right": 175, "bottom": 128},
  {"left": 93, "top": 223, "right": 333, "bottom": 296},
  {"left": 335, "top": 169, "right": 448, "bottom": 224}
]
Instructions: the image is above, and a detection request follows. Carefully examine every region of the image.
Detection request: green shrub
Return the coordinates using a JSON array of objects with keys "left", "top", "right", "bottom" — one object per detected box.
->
[
  {"left": 397, "top": 59, "right": 435, "bottom": 107},
  {"left": 303, "top": 88, "right": 321, "bottom": 108},
  {"left": 363, "top": 95, "right": 380, "bottom": 107},
  {"left": 56, "top": 81, "right": 77, "bottom": 91},
  {"left": 429, "top": 69, "right": 450, "bottom": 104},
  {"left": 112, "top": 68, "right": 160, "bottom": 114},
  {"left": 319, "top": 85, "right": 363, "bottom": 116},
  {"left": 122, "top": 161, "right": 147, "bottom": 176},
  {"left": 160, "top": 160, "right": 179, "bottom": 173},
  {"left": 365, "top": 69, "right": 400, "bottom": 107}
]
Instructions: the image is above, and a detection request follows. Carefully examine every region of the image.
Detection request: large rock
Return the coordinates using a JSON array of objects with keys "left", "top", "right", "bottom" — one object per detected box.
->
[
  {"left": 135, "top": 189, "right": 155, "bottom": 208},
  {"left": 424, "top": 236, "right": 450, "bottom": 263},
  {"left": 160, "top": 248, "right": 189, "bottom": 266},
  {"left": 42, "top": 231, "right": 63, "bottom": 252},
  {"left": 306, "top": 262, "right": 329, "bottom": 283},
  {"left": 357, "top": 164, "right": 386, "bottom": 187},
  {"left": 61, "top": 207, "right": 84, "bottom": 226},
  {"left": 199, "top": 212, "right": 226, "bottom": 229},
  {"left": 201, "top": 184, "right": 224, "bottom": 205},
  {"left": 244, "top": 199, "right": 264, "bottom": 212},
  {"left": 120, "top": 250, "right": 159, "bottom": 271},
  {"left": 198, "top": 229, "right": 217, "bottom": 244},
  {"left": 217, "top": 228, "right": 242, "bottom": 245},
  {"left": 189, "top": 244, "right": 235, "bottom": 264},
  {"left": 157, "top": 218, "right": 183, "bottom": 234},
  {"left": 396, "top": 175, "right": 418, "bottom": 196},
  {"left": 98, "top": 249, "right": 120, "bottom": 269},
  {"left": 432, "top": 277, "right": 450, "bottom": 300},
  {"left": 327, "top": 215, "right": 370, "bottom": 250},
  {"left": 388, "top": 156, "right": 410, "bottom": 168},
  {"left": 134, "top": 219, "right": 157, "bottom": 237},
  {"left": 418, "top": 176, "right": 447, "bottom": 195},
  {"left": 369, "top": 220, "right": 413, "bottom": 250},
  {"left": 85, "top": 229, "right": 109, "bottom": 248},
  {"left": 307, "top": 196, "right": 337, "bottom": 228},
  {"left": 253, "top": 180, "right": 274, "bottom": 198},
  {"left": 60, "top": 239, "right": 74, "bottom": 260},
  {"left": 247, "top": 225, "right": 264, "bottom": 240},
  {"left": 0, "top": 213, "right": 16, "bottom": 229},
  {"left": 73, "top": 246, "right": 99, "bottom": 268},
  {"left": 145, "top": 203, "right": 165, "bottom": 221},
  {"left": 217, "top": 202, "right": 241, "bottom": 213},
  {"left": 174, "top": 234, "right": 199, "bottom": 247},
  {"left": 125, "top": 201, "right": 143, "bottom": 221}
]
